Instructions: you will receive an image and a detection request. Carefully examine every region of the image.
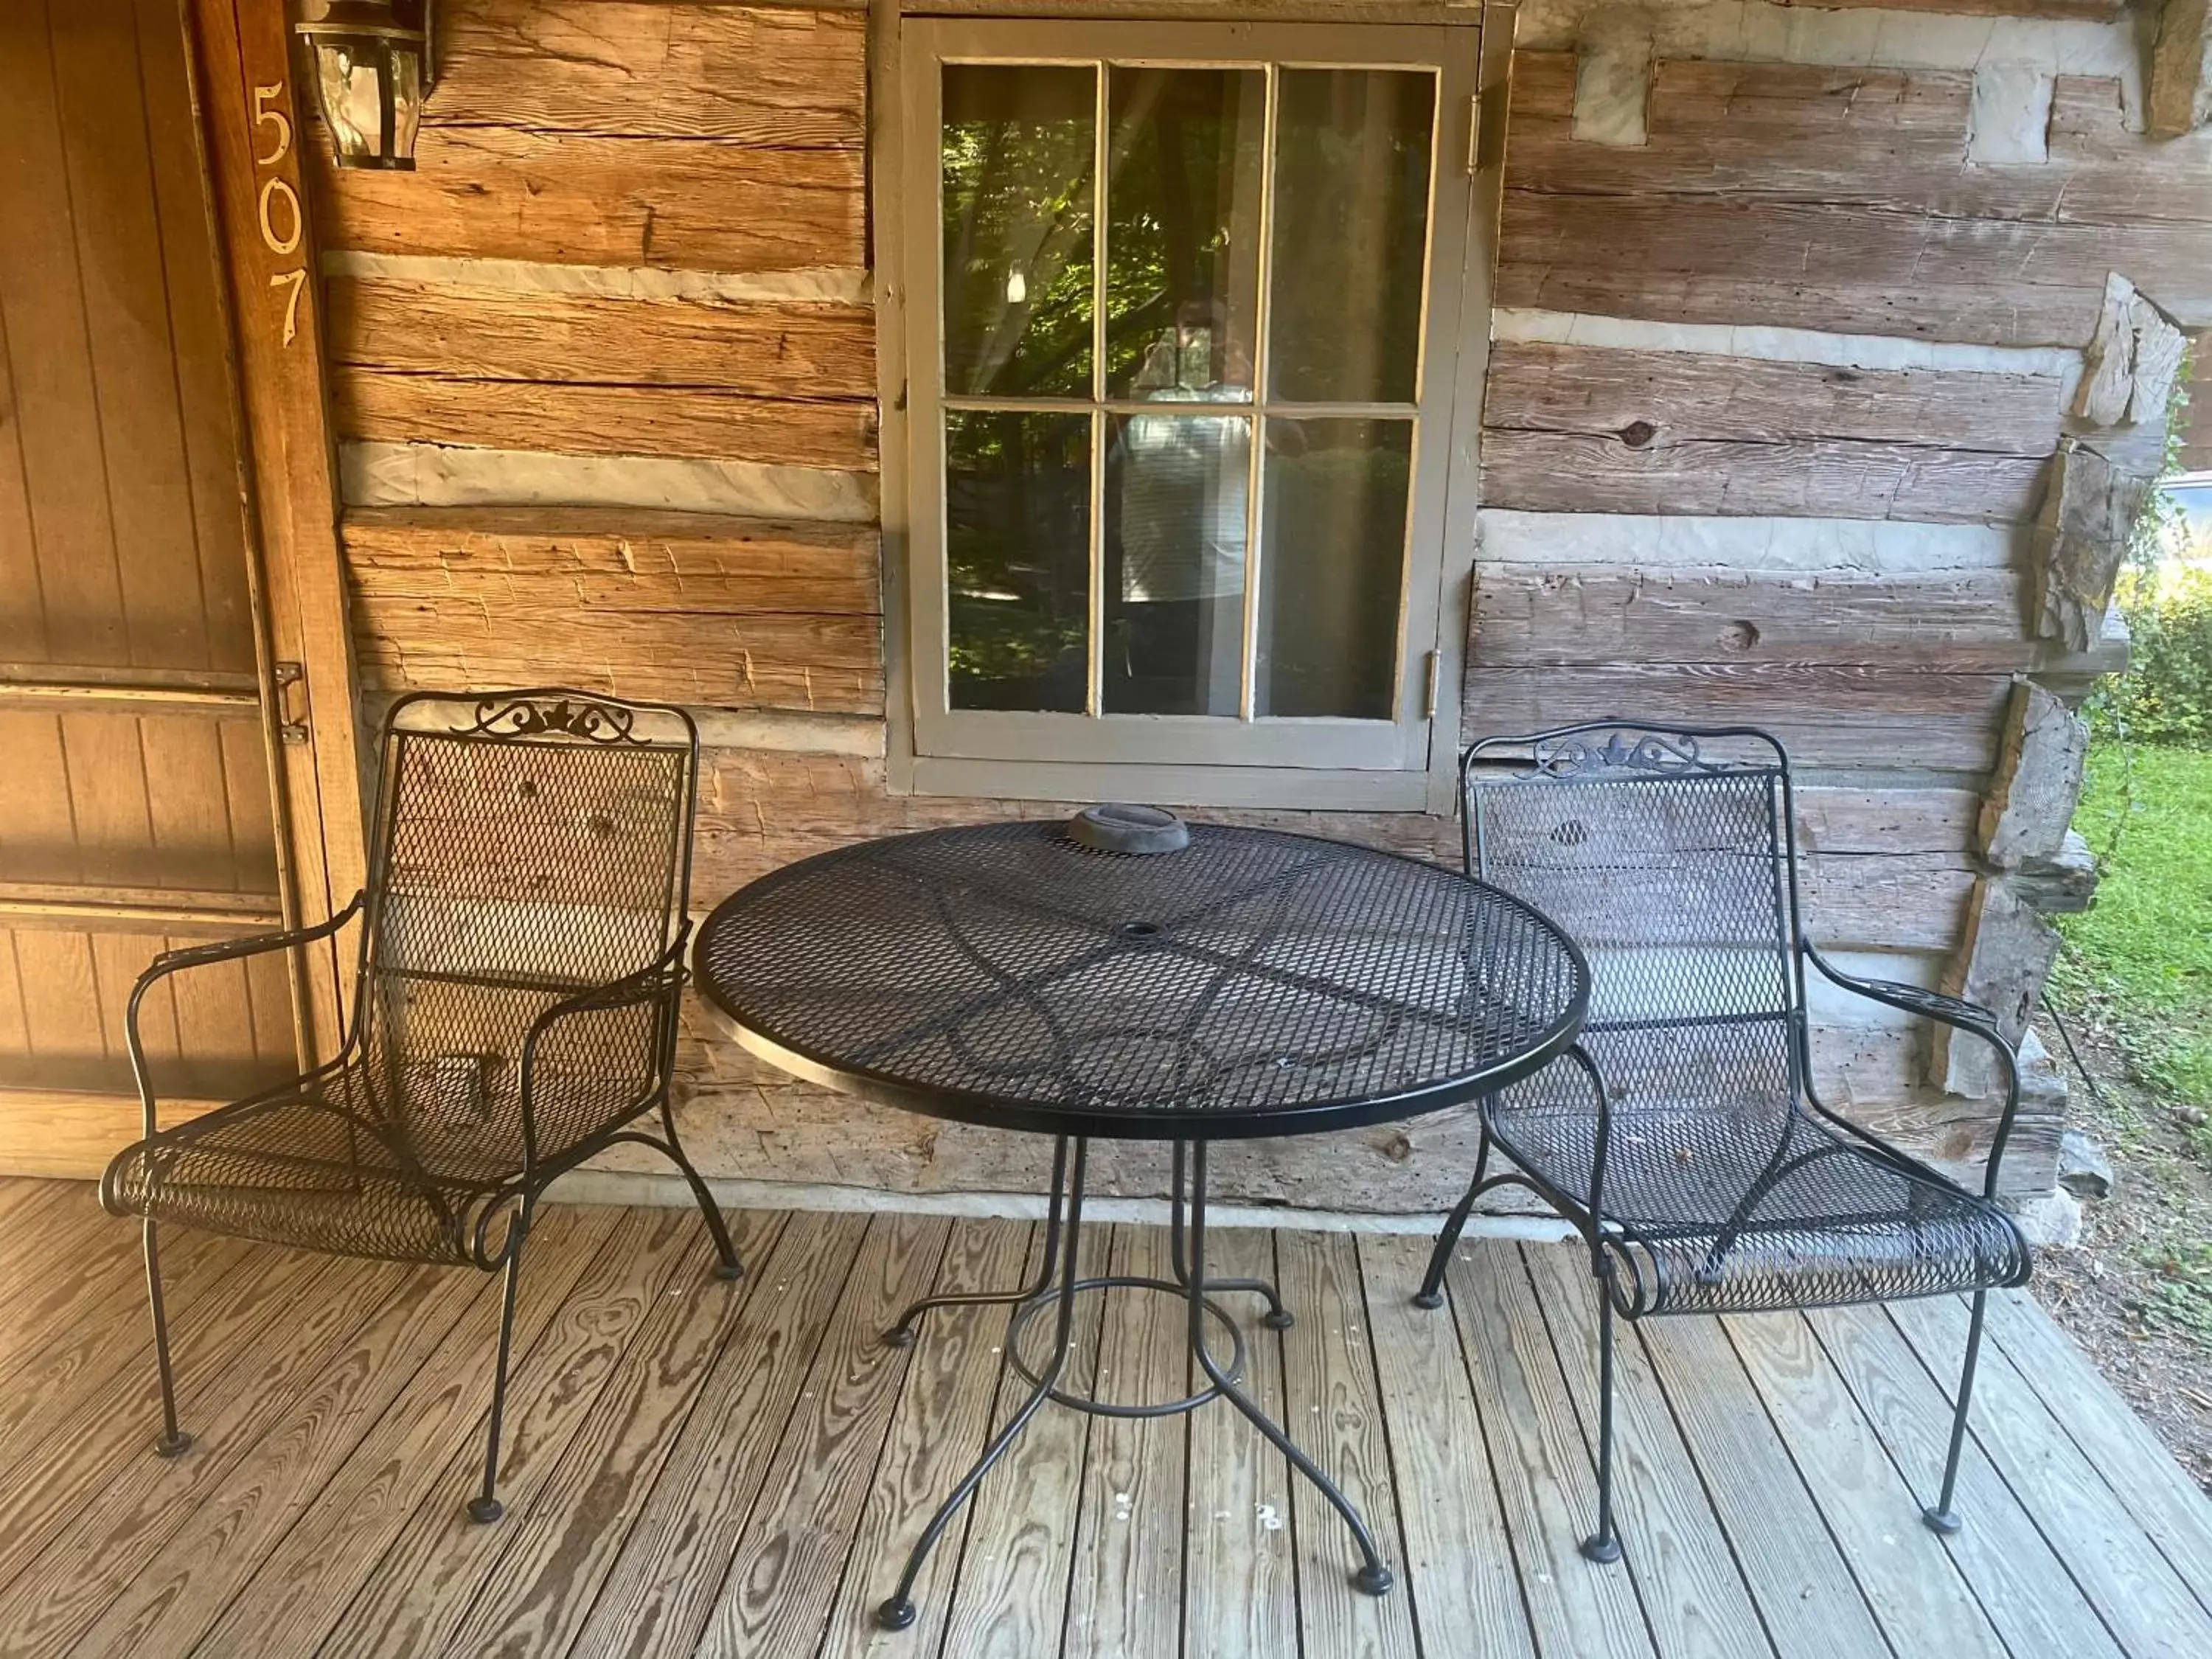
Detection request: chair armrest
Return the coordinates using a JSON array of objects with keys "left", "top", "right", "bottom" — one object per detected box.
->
[
  {"left": 1800, "top": 937, "right": 2023, "bottom": 1198},
  {"left": 125, "top": 891, "right": 366, "bottom": 1141},
  {"left": 516, "top": 929, "right": 691, "bottom": 1169}
]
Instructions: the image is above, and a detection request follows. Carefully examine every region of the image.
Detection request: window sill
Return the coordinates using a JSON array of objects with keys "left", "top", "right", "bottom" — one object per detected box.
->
[{"left": 899, "top": 753, "right": 1451, "bottom": 813}]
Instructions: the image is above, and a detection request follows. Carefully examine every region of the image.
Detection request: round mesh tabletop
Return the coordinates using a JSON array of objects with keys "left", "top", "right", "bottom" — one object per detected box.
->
[{"left": 694, "top": 821, "right": 1590, "bottom": 1141}]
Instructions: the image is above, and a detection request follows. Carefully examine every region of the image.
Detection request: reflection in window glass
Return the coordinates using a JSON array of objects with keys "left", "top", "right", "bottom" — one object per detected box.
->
[
  {"left": 1102, "top": 68, "right": 1266, "bottom": 400},
  {"left": 942, "top": 66, "right": 1096, "bottom": 397},
  {"left": 1267, "top": 70, "right": 1436, "bottom": 405},
  {"left": 1257, "top": 419, "right": 1412, "bottom": 720},
  {"left": 1104, "top": 403, "right": 1254, "bottom": 715},
  {"left": 946, "top": 411, "right": 1093, "bottom": 712}
]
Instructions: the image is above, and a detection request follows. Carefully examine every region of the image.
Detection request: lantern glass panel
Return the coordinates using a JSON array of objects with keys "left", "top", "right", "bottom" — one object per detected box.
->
[
  {"left": 389, "top": 49, "right": 421, "bottom": 159},
  {"left": 315, "top": 39, "right": 387, "bottom": 160}
]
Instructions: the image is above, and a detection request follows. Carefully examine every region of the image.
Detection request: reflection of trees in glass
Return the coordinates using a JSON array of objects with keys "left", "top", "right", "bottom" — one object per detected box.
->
[
  {"left": 1103, "top": 69, "right": 1265, "bottom": 395},
  {"left": 942, "top": 66, "right": 1096, "bottom": 397},
  {"left": 947, "top": 411, "right": 1091, "bottom": 711},
  {"left": 936, "top": 62, "right": 1433, "bottom": 720}
]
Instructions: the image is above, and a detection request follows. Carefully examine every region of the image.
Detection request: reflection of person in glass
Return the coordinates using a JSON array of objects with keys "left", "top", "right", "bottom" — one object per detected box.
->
[{"left": 1113, "top": 298, "right": 1253, "bottom": 717}]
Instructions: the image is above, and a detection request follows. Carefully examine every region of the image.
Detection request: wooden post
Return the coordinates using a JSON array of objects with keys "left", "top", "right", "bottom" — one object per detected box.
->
[{"left": 182, "top": 0, "right": 368, "bottom": 1054}]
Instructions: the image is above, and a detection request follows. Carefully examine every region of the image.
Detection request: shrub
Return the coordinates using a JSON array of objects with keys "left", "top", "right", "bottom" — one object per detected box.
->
[{"left": 2090, "top": 564, "right": 2212, "bottom": 745}]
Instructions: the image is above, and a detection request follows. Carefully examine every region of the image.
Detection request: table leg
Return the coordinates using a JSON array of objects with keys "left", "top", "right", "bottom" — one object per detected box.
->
[
  {"left": 876, "top": 1138, "right": 1092, "bottom": 1632},
  {"left": 883, "top": 1135, "right": 1070, "bottom": 1349},
  {"left": 1168, "top": 1139, "right": 1295, "bottom": 1329},
  {"left": 1187, "top": 1139, "right": 1396, "bottom": 1596}
]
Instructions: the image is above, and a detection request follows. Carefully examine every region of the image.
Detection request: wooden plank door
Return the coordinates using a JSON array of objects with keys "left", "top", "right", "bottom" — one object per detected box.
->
[{"left": 0, "top": 0, "right": 336, "bottom": 1175}]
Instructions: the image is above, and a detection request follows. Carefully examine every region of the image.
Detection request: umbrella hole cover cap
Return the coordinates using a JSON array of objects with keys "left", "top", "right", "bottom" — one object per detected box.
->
[{"left": 1067, "top": 802, "right": 1189, "bottom": 855}]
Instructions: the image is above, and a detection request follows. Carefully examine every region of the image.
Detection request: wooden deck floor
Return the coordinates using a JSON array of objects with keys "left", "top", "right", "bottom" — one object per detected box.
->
[{"left": 1, "top": 1178, "right": 2208, "bottom": 1658}]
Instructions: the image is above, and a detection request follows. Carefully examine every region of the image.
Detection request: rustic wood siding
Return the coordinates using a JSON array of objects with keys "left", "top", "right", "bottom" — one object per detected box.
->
[
  {"left": 297, "top": 3, "right": 2212, "bottom": 1207},
  {"left": 309, "top": 1, "right": 877, "bottom": 518}
]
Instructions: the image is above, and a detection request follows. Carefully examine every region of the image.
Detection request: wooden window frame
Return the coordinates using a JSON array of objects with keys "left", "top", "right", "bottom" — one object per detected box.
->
[{"left": 877, "top": 8, "right": 1503, "bottom": 813}]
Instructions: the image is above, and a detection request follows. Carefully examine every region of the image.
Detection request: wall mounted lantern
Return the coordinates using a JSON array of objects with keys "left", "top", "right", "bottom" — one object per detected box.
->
[{"left": 293, "top": 1, "right": 436, "bottom": 170}]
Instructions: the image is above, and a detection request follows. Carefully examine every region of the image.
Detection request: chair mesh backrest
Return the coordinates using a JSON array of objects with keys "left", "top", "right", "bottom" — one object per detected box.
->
[
  {"left": 1466, "top": 726, "right": 1801, "bottom": 1110},
  {"left": 358, "top": 692, "right": 696, "bottom": 1169}
]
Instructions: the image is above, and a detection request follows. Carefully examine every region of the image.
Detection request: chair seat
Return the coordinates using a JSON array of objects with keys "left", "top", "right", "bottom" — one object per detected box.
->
[
  {"left": 1489, "top": 1092, "right": 2031, "bottom": 1317},
  {"left": 102, "top": 1065, "right": 512, "bottom": 1265}
]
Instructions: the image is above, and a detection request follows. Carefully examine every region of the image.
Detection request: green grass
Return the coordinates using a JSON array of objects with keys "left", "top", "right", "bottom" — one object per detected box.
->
[{"left": 2053, "top": 744, "right": 2212, "bottom": 1121}]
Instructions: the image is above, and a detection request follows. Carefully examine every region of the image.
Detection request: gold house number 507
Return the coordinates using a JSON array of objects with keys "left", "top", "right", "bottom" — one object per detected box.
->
[{"left": 253, "top": 84, "right": 307, "bottom": 347}]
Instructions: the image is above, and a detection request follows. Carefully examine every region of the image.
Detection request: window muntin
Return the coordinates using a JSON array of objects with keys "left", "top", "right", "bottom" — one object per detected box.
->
[{"left": 905, "top": 21, "right": 1475, "bottom": 786}]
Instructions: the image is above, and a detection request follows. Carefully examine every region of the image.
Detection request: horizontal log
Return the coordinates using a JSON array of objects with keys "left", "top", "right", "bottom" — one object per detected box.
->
[
  {"left": 325, "top": 276, "right": 877, "bottom": 400},
  {"left": 1481, "top": 341, "right": 2065, "bottom": 456},
  {"left": 1479, "top": 429, "right": 2048, "bottom": 522},
  {"left": 341, "top": 507, "right": 883, "bottom": 714},
  {"left": 686, "top": 748, "right": 1972, "bottom": 951},
  {"left": 1497, "top": 192, "right": 2113, "bottom": 348},
  {"left": 309, "top": 123, "right": 863, "bottom": 273},
  {"left": 1461, "top": 664, "right": 2011, "bottom": 772},
  {"left": 1474, "top": 566, "right": 2054, "bottom": 671},
  {"left": 1510, "top": 56, "right": 2212, "bottom": 232},
  {"left": 333, "top": 369, "right": 878, "bottom": 473},
  {"left": 1498, "top": 55, "right": 2212, "bottom": 344},
  {"left": 1792, "top": 786, "right": 1980, "bottom": 855},
  {"left": 664, "top": 1008, "right": 1949, "bottom": 1208},
  {"left": 425, "top": 1, "right": 867, "bottom": 147}
]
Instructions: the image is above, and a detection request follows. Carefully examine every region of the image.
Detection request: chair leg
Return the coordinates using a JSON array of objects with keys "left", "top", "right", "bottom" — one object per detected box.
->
[
  {"left": 1582, "top": 1279, "right": 1624, "bottom": 1564},
  {"left": 1924, "top": 1287, "right": 1988, "bottom": 1537},
  {"left": 1415, "top": 1124, "right": 1491, "bottom": 1309},
  {"left": 142, "top": 1219, "right": 192, "bottom": 1458},
  {"left": 658, "top": 1100, "right": 743, "bottom": 1281},
  {"left": 469, "top": 1230, "right": 526, "bottom": 1524}
]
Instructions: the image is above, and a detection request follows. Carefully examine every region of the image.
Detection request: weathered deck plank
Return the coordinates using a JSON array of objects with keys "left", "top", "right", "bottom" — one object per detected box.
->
[
  {"left": 0, "top": 1185, "right": 2205, "bottom": 1659},
  {"left": 564, "top": 1209, "right": 868, "bottom": 1659},
  {"left": 1450, "top": 1240, "right": 1657, "bottom": 1658},
  {"left": 1278, "top": 1226, "right": 1423, "bottom": 1659},
  {"left": 1887, "top": 1293, "right": 2212, "bottom": 1656},
  {"left": 1522, "top": 1243, "right": 1775, "bottom": 1659},
  {"left": 1183, "top": 1225, "right": 1301, "bottom": 1659},
  {"left": 1804, "top": 1302, "right": 2128, "bottom": 1659},
  {"left": 1722, "top": 1309, "right": 2009, "bottom": 1659},
  {"left": 435, "top": 1211, "right": 786, "bottom": 1659},
  {"left": 818, "top": 1217, "right": 1034, "bottom": 1659},
  {"left": 697, "top": 1214, "right": 948, "bottom": 1658},
  {"left": 935, "top": 1220, "right": 1109, "bottom": 1658},
  {"left": 1360, "top": 1234, "right": 1538, "bottom": 1659},
  {"left": 185, "top": 1205, "right": 619, "bottom": 1659}
]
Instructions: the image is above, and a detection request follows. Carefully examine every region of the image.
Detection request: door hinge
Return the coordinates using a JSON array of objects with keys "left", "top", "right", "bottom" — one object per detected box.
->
[
  {"left": 273, "top": 661, "right": 309, "bottom": 745},
  {"left": 1422, "top": 650, "right": 1441, "bottom": 719},
  {"left": 1467, "top": 92, "right": 1482, "bottom": 175}
]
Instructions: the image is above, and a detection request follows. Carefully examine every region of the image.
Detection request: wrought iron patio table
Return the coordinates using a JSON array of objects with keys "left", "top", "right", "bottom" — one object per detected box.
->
[{"left": 692, "top": 817, "right": 1590, "bottom": 1629}]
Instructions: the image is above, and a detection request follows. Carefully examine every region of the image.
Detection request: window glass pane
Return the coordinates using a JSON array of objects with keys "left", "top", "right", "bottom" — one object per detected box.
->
[
  {"left": 1267, "top": 70, "right": 1435, "bottom": 405},
  {"left": 1103, "top": 68, "right": 1266, "bottom": 401},
  {"left": 1256, "top": 418, "right": 1411, "bottom": 719},
  {"left": 947, "top": 411, "right": 1093, "bottom": 712},
  {"left": 1104, "top": 403, "right": 1253, "bottom": 715},
  {"left": 942, "top": 65, "right": 1096, "bottom": 398}
]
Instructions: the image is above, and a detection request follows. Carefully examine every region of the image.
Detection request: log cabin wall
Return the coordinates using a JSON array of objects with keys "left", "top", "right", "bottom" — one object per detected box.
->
[{"left": 303, "top": 0, "right": 2208, "bottom": 1214}]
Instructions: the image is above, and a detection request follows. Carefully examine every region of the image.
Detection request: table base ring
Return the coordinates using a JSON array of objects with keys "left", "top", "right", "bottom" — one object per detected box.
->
[{"left": 1006, "top": 1274, "right": 1246, "bottom": 1417}]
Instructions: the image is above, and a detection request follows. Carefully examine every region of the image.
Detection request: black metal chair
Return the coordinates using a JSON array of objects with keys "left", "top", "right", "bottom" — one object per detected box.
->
[
  {"left": 101, "top": 689, "right": 740, "bottom": 1522},
  {"left": 1416, "top": 721, "right": 2031, "bottom": 1559}
]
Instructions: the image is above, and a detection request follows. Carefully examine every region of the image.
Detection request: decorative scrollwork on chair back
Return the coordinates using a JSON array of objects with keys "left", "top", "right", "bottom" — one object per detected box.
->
[
  {"left": 1528, "top": 728, "right": 1716, "bottom": 779},
  {"left": 460, "top": 694, "right": 649, "bottom": 746}
]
